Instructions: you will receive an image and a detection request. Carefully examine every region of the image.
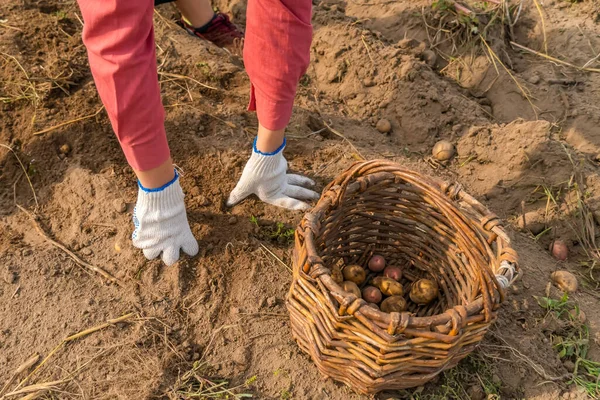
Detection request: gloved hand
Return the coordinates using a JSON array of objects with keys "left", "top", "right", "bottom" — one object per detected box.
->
[
  {"left": 226, "top": 138, "right": 320, "bottom": 210},
  {"left": 132, "top": 170, "right": 199, "bottom": 265}
]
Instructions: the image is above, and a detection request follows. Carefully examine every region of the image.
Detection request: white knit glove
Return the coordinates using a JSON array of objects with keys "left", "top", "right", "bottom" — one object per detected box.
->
[
  {"left": 226, "top": 138, "right": 320, "bottom": 210},
  {"left": 132, "top": 171, "right": 199, "bottom": 266}
]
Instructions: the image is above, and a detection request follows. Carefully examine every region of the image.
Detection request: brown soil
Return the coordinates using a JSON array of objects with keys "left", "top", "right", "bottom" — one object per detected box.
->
[{"left": 1, "top": 0, "right": 600, "bottom": 399}]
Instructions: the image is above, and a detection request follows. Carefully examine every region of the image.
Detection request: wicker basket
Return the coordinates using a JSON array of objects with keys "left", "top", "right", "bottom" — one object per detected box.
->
[{"left": 286, "top": 160, "right": 519, "bottom": 394}]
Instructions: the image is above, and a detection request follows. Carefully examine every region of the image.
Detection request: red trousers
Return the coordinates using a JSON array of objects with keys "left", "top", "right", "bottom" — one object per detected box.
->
[{"left": 76, "top": 0, "right": 312, "bottom": 171}]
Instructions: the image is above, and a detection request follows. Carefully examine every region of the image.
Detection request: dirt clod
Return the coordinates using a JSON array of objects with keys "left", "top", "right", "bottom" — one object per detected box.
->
[
  {"left": 398, "top": 38, "right": 420, "bottom": 49},
  {"left": 197, "top": 195, "right": 210, "bottom": 206},
  {"left": 467, "top": 384, "right": 486, "bottom": 400},
  {"left": 528, "top": 74, "right": 541, "bottom": 85},
  {"left": 113, "top": 199, "right": 127, "bottom": 213},
  {"left": 266, "top": 296, "right": 277, "bottom": 307},
  {"left": 516, "top": 211, "right": 546, "bottom": 235},
  {"left": 3, "top": 270, "right": 17, "bottom": 284},
  {"left": 363, "top": 77, "right": 375, "bottom": 87},
  {"left": 563, "top": 360, "right": 576, "bottom": 373},
  {"left": 420, "top": 49, "right": 437, "bottom": 67},
  {"left": 190, "top": 186, "right": 201, "bottom": 196}
]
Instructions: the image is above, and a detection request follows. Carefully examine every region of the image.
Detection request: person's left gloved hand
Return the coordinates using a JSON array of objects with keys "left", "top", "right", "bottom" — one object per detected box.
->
[
  {"left": 226, "top": 138, "right": 319, "bottom": 210},
  {"left": 132, "top": 170, "right": 199, "bottom": 266}
]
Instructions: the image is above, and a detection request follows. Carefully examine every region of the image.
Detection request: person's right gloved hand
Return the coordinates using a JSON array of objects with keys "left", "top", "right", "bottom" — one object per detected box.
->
[
  {"left": 132, "top": 170, "right": 199, "bottom": 266},
  {"left": 226, "top": 138, "right": 320, "bottom": 210}
]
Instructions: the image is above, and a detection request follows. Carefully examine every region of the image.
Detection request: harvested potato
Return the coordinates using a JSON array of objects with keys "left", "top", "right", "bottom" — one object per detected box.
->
[
  {"left": 432, "top": 140, "right": 455, "bottom": 161},
  {"left": 376, "top": 119, "right": 392, "bottom": 134},
  {"left": 59, "top": 144, "right": 71, "bottom": 155},
  {"left": 366, "top": 302, "right": 380, "bottom": 310},
  {"left": 372, "top": 276, "right": 404, "bottom": 296},
  {"left": 341, "top": 281, "right": 362, "bottom": 298},
  {"left": 550, "top": 240, "right": 568, "bottom": 261},
  {"left": 368, "top": 255, "right": 386, "bottom": 272},
  {"left": 362, "top": 286, "right": 382, "bottom": 303},
  {"left": 383, "top": 265, "right": 403, "bottom": 281},
  {"left": 343, "top": 264, "right": 366, "bottom": 285},
  {"left": 551, "top": 270, "right": 578, "bottom": 293},
  {"left": 331, "top": 265, "right": 343, "bottom": 284},
  {"left": 381, "top": 296, "right": 407, "bottom": 313},
  {"left": 409, "top": 279, "right": 439, "bottom": 305}
]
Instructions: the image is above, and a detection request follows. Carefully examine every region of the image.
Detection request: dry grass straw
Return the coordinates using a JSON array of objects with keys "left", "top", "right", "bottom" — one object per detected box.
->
[
  {"left": 0, "top": 144, "right": 39, "bottom": 210},
  {"left": 531, "top": 0, "right": 548, "bottom": 54},
  {"left": 0, "top": 355, "right": 40, "bottom": 397},
  {"left": 423, "top": 0, "right": 542, "bottom": 117},
  {"left": 168, "top": 361, "right": 253, "bottom": 399},
  {"left": 561, "top": 146, "right": 600, "bottom": 264},
  {"left": 0, "top": 52, "right": 39, "bottom": 105},
  {"left": 33, "top": 106, "right": 105, "bottom": 136},
  {"left": 322, "top": 120, "right": 365, "bottom": 160},
  {"left": 158, "top": 71, "right": 219, "bottom": 91},
  {"left": 10, "top": 313, "right": 135, "bottom": 394},
  {"left": 2, "top": 379, "right": 70, "bottom": 399},
  {"left": 482, "top": 331, "right": 572, "bottom": 381},
  {"left": 481, "top": 37, "right": 539, "bottom": 118},
  {"left": 259, "top": 243, "right": 292, "bottom": 273},
  {"left": 510, "top": 41, "right": 600, "bottom": 73},
  {"left": 0, "top": 50, "right": 80, "bottom": 106},
  {"left": 16, "top": 205, "right": 122, "bottom": 286},
  {"left": 424, "top": 0, "right": 513, "bottom": 60}
]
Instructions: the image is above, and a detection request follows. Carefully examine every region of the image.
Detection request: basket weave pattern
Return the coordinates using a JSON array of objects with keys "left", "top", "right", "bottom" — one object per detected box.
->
[{"left": 286, "top": 161, "right": 519, "bottom": 394}]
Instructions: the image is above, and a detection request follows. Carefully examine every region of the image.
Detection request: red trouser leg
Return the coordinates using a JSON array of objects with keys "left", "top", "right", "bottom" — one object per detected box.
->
[
  {"left": 244, "top": 0, "right": 313, "bottom": 131},
  {"left": 76, "top": 0, "right": 170, "bottom": 171}
]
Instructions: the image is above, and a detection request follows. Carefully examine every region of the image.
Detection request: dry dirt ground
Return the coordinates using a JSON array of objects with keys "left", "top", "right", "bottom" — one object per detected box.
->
[{"left": 2, "top": 0, "right": 600, "bottom": 399}]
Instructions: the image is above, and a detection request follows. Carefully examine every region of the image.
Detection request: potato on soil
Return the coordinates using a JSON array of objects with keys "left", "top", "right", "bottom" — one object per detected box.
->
[
  {"left": 368, "top": 255, "right": 386, "bottom": 272},
  {"left": 331, "top": 265, "right": 343, "bottom": 284},
  {"left": 383, "top": 265, "right": 402, "bottom": 281},
  {"left": 59, "top": 144, "right": 71, "bottom": 155},
  {"left": 361, "top": 286, "right": 382, "bottom": 303},
  {"left": 343, "top": 264, "right": 366, "bottom": 285},
  {"left": 372, "top": 276, "right": 403, "bottom": 296},
  {"left": 381, "top": 296, "right": 407, "bottom": 313},
  {"left": 376, "top": 119, "right": 391, "bottom": 134},
  {"left": 432, "top": 140, "right": 455, "bottom": 161},
  {"left": 409, "top": 279, "right": 439, "bottom": 305},
  {"left": 549, "top": 240, "right": 568, "bottom": 261},
  {"left": 551, "top": 270, "right": 578, "bottom": 293},
  {"left": 341, "top": 281, "right": 362, "bottom": 298}
]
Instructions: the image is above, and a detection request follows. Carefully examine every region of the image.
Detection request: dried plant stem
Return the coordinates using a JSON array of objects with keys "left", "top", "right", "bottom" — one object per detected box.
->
[
  {"left": 16, "top": 205, "right": 122, "bottom": 285},
  {"left": 0, "top": 355, "right": 40, "bottom": 396},
  {"left": 3, "top": 379, "right": 69, "bottom": 398},
  {"left": 510, "top": 41, "right": 600, "bottom": 73},
  {"left": 322, "top": 120, "right": 365, "bottom": 160},
  {"left": 259, "top": 243, "right": 292, "bottom": 273},
  {"left": 360, "top": 35, "right": 375, "bottom": 64},
  {"left": 14, "top": 313, "right": 135, "bottom": 392},
  {"left": 33, "top": 106, "right": 104, "bottom": 136},
  {"left": 532, "top": 0, "right": 548, "bottom": 54},
  {"left": 0, "top": 144, "right": 38, "bottom": 210},
  {"left": 481, "top": 37, "right": 538, "bottom": 118},
  {"left": 158, "top": 72, "right": 218, "bottom": 91}
]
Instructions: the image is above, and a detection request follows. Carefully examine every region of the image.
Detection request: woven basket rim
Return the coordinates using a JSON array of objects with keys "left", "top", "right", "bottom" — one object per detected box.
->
[{"left": 296, "top": 160, "right": 519, "bottom": 334}]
